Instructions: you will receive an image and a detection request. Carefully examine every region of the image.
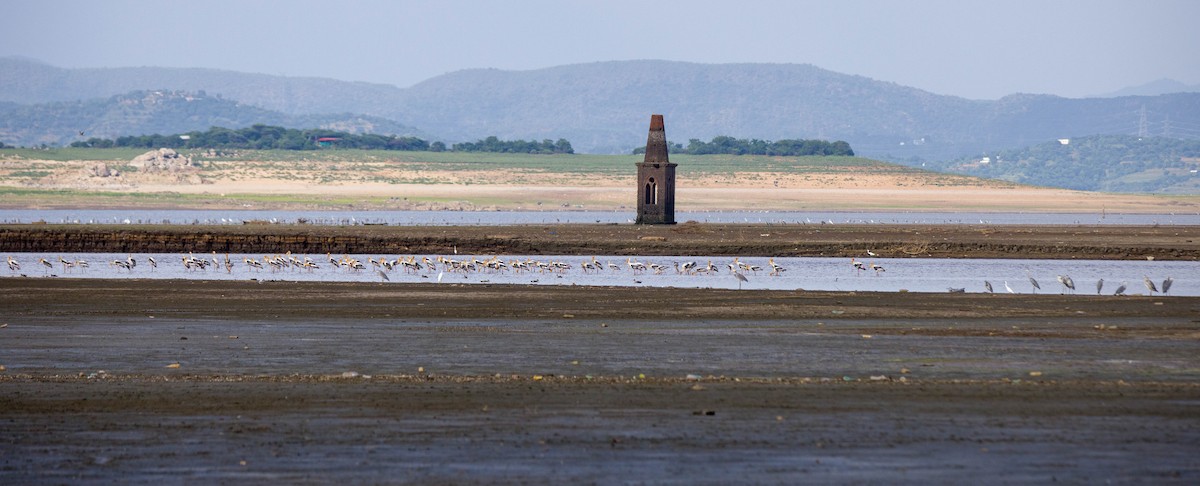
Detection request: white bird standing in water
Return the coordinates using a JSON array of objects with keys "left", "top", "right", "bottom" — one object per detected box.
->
[
  {"left": 1143, "top": 276, "right": 1158, "bottom": 295},
  {"left": 1004, "top": 281, "right": 1015, "bottom": 294}
]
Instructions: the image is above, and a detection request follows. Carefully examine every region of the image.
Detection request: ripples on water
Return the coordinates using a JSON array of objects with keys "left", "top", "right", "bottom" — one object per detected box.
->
[
  {"left": 5, "top": 253, "right": 1196, "bottom": 296},
  {"left": 2, "top": 209, "right": 1199, "bottom": 226}
]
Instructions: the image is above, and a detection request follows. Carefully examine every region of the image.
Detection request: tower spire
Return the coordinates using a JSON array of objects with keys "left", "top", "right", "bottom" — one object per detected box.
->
[
  {"left": 643, "top": 114, "right": 669, "bottom": 164},
  {"left": 635, "top": 114, "right": 677, "bottom": 225}
]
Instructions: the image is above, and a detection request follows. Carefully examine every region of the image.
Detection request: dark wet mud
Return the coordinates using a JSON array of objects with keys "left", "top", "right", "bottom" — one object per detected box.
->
[
  {"left": 3, "top": 222, "right": 1199, "bottom": 259},
  {"left": 2, "top": 279, "right": 1199, "bottom": 482}
]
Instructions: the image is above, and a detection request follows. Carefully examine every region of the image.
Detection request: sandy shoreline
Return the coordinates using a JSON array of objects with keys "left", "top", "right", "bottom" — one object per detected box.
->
[{"left": 6, "top": 182, "right": 1200, "bottom": 213}]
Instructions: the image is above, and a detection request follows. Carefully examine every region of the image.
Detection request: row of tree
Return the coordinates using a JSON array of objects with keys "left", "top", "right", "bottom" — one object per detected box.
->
[
  {"left": 67, "top": 125, "right": 574, "bottom": 154},
  {"left": 70, "top": 125, "right": 433, "bottom": 151},
  {"left": 634, "top": 136, "right": 854, "bottom": 156},
  {"left": 451, "top": 136, "right": 574, "bottom": 154},
  {"left": 58, "top": 125, "right": 859, "bottom": 158}
]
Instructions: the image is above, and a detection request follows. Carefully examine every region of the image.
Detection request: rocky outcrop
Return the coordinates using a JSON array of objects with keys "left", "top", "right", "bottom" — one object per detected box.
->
[
  {"left": 90, "top": 163, "right": 118, "bottom": 178},
  {"left": 129, "top": 148, "right": 195, "bottom": 172}
]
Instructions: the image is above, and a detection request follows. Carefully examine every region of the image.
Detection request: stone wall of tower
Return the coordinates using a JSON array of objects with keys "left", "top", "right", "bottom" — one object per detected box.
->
[{"left": 636, "top": 114, "right": 677, "bottom": 225}]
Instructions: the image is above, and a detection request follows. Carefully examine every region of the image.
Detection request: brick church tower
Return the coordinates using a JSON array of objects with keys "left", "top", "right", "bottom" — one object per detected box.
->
[{"left": 635, "top": 114, "right": 677, "bottom": 225}]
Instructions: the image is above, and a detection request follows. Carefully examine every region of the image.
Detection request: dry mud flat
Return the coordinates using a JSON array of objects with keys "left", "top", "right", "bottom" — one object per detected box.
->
[{"left": 2, "top": 279, "right": 1199, "bottom": 483}]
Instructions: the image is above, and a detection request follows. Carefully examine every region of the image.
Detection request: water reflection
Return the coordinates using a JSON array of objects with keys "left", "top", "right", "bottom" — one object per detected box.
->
[{"left": 5, "top": 252, "right": 1196, "bottom": 296}]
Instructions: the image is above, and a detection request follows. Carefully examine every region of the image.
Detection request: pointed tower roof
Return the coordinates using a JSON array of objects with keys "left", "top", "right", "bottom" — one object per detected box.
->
[{"left": 642, "top": 114, "right": 670, "bottom": 164}]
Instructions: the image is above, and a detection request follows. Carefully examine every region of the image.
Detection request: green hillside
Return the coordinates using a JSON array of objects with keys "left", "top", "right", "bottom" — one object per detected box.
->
[
  {"left": 0, "top": 90, "right": 424, "bottom": 147},
  {"left": 927, "top": 135, "right": 1200, "bottom": 193}
]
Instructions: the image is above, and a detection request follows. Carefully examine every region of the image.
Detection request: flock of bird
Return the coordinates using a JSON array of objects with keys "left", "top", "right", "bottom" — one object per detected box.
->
[
  {"left": 6, "top": 252, "right": 789, "bottom": 279},
  {"left": 977, "top": 273, "right": 1174, "bottom": 296},
  {"left": 4, "top": 253, "right": 1177, "bottom": 295}
]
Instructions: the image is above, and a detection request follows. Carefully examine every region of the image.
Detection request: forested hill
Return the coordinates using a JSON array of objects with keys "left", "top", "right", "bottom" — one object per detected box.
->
[
  {"left": 3, "top": 57, "right": 1199, "bottom": 163},
  {"left": 0, "top": 90, "right": 424, "bottom": 147},
  {"left": 927, "top": 135, "right": 1200, "bottom": 193}
]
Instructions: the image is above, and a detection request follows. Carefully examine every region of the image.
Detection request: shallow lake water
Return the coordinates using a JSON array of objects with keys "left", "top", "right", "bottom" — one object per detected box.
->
[{"left": 6, "top": 252, "right": 1195, "bottom": 296}]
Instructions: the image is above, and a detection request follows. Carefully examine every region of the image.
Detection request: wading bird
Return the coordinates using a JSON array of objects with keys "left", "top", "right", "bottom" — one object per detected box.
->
[
  {"left": 768, "top": 258, "right": 785, "bottom": 276},
  {"left": 984, "top": 280, "right": 993, "bottom": 293},
  {"left": 7, "top": 256, "right": 20, "bottom": 271},
  {"left": 1162, "top": 277, "right": 1173, "bottom": 295},
  {"left": 1143, "top": 276, "right": 1158, "bottom": 295},
  {"left": 1096, "top": 278, "right": 1104, "bottom": 295},
  {"left": 851, "top": 258, "right": 865, "bottom": 274},
  {"left": 741, "top": 261, "right": 762, "bottom": 274},
  {"left": 1003, "top": 281, "right": 1015, "bottom": 294},
  {"left": 733, "top": 270, "right": 748, "bottom": 290},
  {"left": 1027, "top": 272, "right": 1041, "bottom": 293},
  {"left": 1056, "top": 275, "right": 1075, "bottom": 294},
  {"left": 1114, "top": 282, "right": 1127, "bottom": 296}
]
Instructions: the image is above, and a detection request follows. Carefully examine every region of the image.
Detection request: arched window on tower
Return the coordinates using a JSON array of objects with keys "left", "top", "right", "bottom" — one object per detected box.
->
[{"left": 646, "top": 177, "right": 658, "bottom": 205}]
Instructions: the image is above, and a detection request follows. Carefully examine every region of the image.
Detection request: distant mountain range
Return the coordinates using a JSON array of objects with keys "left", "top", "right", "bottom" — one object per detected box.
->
[
  {"left": 1091, "top": 78, "right": 1200, "bottom": 98},
  {"left": 2, "top": 57, "right": 1199, "bottom": 165}
]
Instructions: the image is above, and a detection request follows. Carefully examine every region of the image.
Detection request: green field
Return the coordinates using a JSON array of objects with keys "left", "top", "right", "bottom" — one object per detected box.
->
[
  {"left": 0, "top": 147, "right": 151, "bottom": 161},
  {"left": 1, "top": 147, "right": 926, "bottom": 178}
]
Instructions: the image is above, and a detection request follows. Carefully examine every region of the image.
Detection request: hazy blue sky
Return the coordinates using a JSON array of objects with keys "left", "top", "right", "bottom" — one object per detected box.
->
[{"left": 4, "top": 0, "right": 1198, "bottom": 99}]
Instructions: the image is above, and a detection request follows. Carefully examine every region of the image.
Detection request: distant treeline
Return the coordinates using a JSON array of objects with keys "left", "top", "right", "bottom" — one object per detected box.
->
[
  {"left": 69, "top": 125, "right": 574, "bottom": 154},
  {"left": 452, "top": 136, "right": 574, "bottom": 154},
  {"left": 634, "top": 136, "right": 854, "bottom": 156}
]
